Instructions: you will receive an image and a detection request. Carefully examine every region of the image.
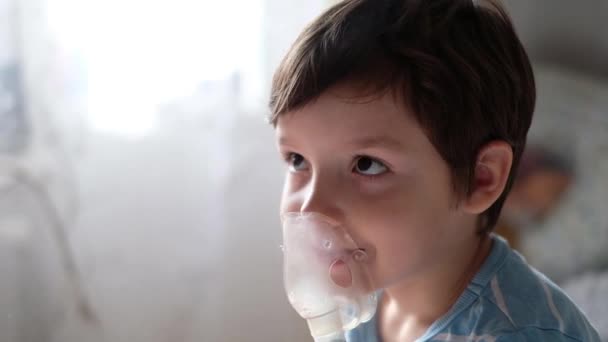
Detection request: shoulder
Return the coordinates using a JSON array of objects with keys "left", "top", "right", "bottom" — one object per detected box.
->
[
  {"left": 495, "top": 326, "right": 599, "bottom": 342},
  {"left": 429, "top": 235, "right": 600, "bottom": 341},
  {"left": 473, "top": 243, "right": 601, "bottom": 341}
]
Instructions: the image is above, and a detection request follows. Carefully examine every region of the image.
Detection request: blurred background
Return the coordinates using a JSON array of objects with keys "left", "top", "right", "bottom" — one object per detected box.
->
[{"left": 0, "top": 0, "right": 606, "bottom": 341}]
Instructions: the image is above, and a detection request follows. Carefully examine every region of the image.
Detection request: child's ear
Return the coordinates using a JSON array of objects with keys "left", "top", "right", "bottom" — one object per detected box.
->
[{"left": 461, "top": 141, "right": 513, "bottom": 214}]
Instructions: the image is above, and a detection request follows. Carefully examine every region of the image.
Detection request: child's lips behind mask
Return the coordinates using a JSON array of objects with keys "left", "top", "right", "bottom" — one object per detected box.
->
[
  {"left": 329, "top": 248, "right": 372, "bottom": 289},
  {"left": 330, "top": 259, "right": 352, "bottom": 288}
]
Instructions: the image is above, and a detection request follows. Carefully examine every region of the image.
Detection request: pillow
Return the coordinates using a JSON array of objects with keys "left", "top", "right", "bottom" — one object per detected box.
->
[{"left": 518, "top": 64, "right": 608, "bottom": 282}]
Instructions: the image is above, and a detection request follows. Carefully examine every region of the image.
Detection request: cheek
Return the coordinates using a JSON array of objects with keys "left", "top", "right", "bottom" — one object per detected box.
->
[
  {"left": 353, "top": 174, "right": 451, "bottom": 230},
  {"left": 348, "top": 175, "right": 455, "bottom": 285}
]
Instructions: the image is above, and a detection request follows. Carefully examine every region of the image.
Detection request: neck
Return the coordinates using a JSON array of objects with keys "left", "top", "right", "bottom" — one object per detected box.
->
[{"left": 379, "top": 234, "right": 493, "bottom": 340}]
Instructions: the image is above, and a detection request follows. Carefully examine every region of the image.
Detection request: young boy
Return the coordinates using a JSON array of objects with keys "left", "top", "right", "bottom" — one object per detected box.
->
[{"left": 269, "top": 0, "right": 601, "bottom": 341}]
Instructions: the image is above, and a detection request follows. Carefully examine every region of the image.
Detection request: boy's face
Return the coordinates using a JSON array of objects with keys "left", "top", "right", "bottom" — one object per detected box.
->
[{"left": 276, "top": 84, "right": 474, "bottom": 289}]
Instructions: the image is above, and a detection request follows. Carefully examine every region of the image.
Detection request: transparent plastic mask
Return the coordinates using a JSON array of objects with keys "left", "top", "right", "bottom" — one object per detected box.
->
[{"left": 281, "top": 212, "right": 378, "bottom": 341}]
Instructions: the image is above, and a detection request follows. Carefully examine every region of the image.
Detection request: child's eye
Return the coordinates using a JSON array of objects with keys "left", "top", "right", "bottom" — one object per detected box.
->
[
  {"left": 353, "top": 156, "right": 388, "bottom": 176},
  {"left": 286, "top": 153, "right": 309, "bottom": 172}
]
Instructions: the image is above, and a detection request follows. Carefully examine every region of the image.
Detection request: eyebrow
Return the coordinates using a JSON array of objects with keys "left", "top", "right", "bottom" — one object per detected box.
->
[
  {"left": 346, "top": 136, "right": 404, "bottom": 151},
  {"left": 277, "top": 136, "right": 293, "bottom": 147},
  {"left": 278, "top": 135, "right": 405, "bottom": 151},
  {"left": 279, "top": 136, "right": 403, "bottom": 149}
]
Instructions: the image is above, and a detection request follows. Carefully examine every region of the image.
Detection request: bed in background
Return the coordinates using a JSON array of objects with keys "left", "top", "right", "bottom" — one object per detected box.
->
[{"left": 496, "top": 64, "right": 608, "bottom": 339}]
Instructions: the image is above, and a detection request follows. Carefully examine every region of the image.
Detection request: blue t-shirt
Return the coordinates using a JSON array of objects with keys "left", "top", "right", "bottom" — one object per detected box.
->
[{"left": 346, "top": 235, "right": 601, "bottom": 341}]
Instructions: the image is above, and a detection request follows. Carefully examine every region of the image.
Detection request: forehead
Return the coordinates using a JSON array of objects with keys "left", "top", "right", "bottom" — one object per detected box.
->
[{"left": 276, "top": 84, "right": 426, "bottom": 148}]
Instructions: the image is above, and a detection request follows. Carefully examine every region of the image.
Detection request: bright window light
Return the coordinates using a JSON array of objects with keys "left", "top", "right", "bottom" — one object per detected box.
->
[{"left": 47, "top": 0, "right": 262, "bottom": 138}]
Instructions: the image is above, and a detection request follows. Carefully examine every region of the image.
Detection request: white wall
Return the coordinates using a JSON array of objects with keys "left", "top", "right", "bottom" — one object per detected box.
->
[
  {"left": 2, "top": 0, "right": 333, "bottom": 341},
  {"left": 503, "top": 0, "right": 608, "bottom": 78},
  {"left": 55, "top": 113, "right": 311, "bottom": 342}
]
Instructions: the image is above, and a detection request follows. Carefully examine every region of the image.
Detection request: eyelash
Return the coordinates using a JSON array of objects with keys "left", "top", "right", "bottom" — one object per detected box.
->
[{"left": 282, "top": 152, "right": 390, "bottom": 180}]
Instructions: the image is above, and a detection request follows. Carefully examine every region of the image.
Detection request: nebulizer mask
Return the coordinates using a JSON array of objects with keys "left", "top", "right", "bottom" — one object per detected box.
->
[{"left": 281, "top": 212, "right": 378, "bottom": 342}]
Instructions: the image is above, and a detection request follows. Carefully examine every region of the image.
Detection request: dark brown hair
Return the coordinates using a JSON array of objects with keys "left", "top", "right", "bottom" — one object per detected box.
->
[{"left": 269, "top": 0, "right": 536, "bottom": 234}]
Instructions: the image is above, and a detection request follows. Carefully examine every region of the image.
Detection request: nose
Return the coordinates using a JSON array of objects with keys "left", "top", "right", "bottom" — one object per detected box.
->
[{"left": 296, "top": 173, "right": 344, "bottom": 225}]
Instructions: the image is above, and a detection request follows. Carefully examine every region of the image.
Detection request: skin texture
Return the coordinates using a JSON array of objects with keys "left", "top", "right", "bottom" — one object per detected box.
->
[{"left": 276, "top": 84, "right": 512, "bottom": 341}]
